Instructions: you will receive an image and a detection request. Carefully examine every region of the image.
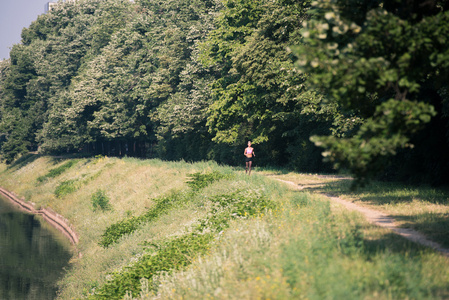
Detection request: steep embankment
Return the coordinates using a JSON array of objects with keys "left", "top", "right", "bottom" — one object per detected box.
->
[{"left": 1, "top": 155, "right": 449, "bottom": 300}]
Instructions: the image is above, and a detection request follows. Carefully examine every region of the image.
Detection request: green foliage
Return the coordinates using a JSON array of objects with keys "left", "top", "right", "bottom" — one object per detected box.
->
[
  {"left": 312, "top": 99, "right": 437, "bottom": 185},
  {"left": 91, "top": 233, "right": 215, "bottom": 299},
  {"left": 0, "top": 112, "right": 32, "bottom": 164},
  {"left": 201, "top": 0, "right": 336, "bottom": 170},
  {"left": 3, "top": 0, "right": 448, "bottom": 184},
  {"left": 99, "top": 191, "right": 189, "bottom": 247},
  {"left": 38, "top": 0, "right": 141, "bottom": 152},
  {"left": 92, "top": 172, "right": 276, "bottom": 299},
  {"left": 0, "top": 0, "right": 138, "bottom": 157},
  {"left": 295, "top": 0, "right": 449, "bottom": 183},
  {"left": 92, "top": 189, "right": 112, "bottom": 212},
  {"left": 36, "top": 160, "right": 77, "bottom": 183},
  {"left": 197, "top": 191, "right": 276, "bottom": 232},
  {"left": 146, "top": 0, "right": 221, "bottom": 161},
  {"left": 186, "top": 171, "right": 232, "bottom": 191},
  {"left": 54, "top": 179, "right": 79, "bottom": 198},
  {"left": 0, "top": 49, "right": 37, "bottom": 163},
  {"left": 0, "top": 0, "right": 331, "bottom": 173}
]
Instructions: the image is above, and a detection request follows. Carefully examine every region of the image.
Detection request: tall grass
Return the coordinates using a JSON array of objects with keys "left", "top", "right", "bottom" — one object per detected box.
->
[
  {"left": 130, "top": 193, "right": 449, "bottom": 300},
  {"left": 0, "top": 156, "right": 448, "bottom": 299}
]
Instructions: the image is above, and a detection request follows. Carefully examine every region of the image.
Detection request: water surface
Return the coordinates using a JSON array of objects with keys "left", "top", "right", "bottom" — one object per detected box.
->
[{"left": 0, "top": 195, "right": 72, "bottom": 299}]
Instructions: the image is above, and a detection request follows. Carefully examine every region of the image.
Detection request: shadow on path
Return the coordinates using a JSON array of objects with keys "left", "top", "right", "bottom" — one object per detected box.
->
[{"left": 275, "top": 178, "right": 449, "bottom": 257}]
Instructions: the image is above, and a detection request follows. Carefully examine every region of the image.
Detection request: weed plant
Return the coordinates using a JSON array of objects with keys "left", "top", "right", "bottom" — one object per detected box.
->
[
  {"left": 139, "top": 193, "right": 449, "bottom": 300},
  {"left": 55, "top": 180, "right": 79, "bottom": 198},
  {"left": 100, "top": 171, "right": 235, "bottom": 248},
  {"left": 92, "top": 189, "right": 112, "bottom": 212},
  {"left": 36, "top": 160, "right": 77, "bottom": 183},
  {"left": 93, "top": 233, "right": 215, "bottom": 299},
  {"left": 186, "top": 171, "right": 233, "bottom": 191},
  {"left": 99, "top": 191, "right": 191, "bottom": 247},
  {"left": 89, "top": 173, "right": 275, "bottom": 299},
  {"left": 54, "top": 168, "right": 112, "bottom": 199}
]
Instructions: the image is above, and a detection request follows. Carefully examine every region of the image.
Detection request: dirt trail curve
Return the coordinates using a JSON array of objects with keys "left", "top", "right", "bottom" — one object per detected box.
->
[
  {"left": 276, "top": 179, "right": 449, "bottom": 258},
  {"left": 0, "top": 187, "right": 79, "bottom": 246}
]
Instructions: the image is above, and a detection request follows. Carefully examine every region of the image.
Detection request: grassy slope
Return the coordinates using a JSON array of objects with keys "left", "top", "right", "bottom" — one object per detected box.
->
[{"left": 1, "top": 155, "right": 449, "bottom": 299}]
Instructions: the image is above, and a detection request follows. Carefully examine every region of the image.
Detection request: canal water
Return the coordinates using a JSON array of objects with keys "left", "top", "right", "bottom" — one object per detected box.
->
[{"left": 0, "top": 195, "right": 72, "bottom": 300}]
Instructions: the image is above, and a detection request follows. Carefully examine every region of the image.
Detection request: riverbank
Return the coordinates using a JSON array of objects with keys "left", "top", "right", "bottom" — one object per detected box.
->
[
  {"left": 0, "top": 186, "right": 79, "bottom": 246},
  {"left": 1, "top": 154, "right": 449, "bottom": 299}
]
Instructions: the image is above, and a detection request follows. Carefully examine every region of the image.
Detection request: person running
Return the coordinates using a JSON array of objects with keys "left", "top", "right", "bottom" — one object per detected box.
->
[{"left": 244, "top": 141, "right": 255, "bottom": 175}]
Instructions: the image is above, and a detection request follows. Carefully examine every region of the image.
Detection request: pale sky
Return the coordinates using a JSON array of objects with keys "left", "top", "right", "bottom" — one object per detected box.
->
[{"left": 0, "top": 0, "right": 52, "bottom": 60}]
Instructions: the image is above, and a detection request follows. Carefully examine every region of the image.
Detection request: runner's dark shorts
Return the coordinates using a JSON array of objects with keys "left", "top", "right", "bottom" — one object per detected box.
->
[{"left": 245, "top": 157, "right": 253, "bottom": 162}]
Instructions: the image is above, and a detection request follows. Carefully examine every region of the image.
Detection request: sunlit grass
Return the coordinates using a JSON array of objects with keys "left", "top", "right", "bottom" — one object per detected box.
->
[
  {"left": 271, "top": 173, "right": 449, "bottom": 248},
  {"left": 129, "top": 192, "right": 449, "bottom": 300},
  {"left": 1, "top": 156, "right": 449, "bottom": 299},
  {"left": 0, "top": 155, "right": 232, "bottom": 299}
]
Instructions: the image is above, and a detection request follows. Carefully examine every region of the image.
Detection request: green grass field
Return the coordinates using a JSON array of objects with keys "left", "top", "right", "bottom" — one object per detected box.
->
[{"left": 1, "top": 155, "right": 448, "bottom": 299}]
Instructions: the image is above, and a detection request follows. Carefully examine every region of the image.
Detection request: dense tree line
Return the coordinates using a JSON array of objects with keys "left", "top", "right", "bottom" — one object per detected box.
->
[
  {"left": 0, "top": 0, "right": 448, "bottom": 184},
  {"left": 295, "top": 0, "right": 449, "bottom": 185}
]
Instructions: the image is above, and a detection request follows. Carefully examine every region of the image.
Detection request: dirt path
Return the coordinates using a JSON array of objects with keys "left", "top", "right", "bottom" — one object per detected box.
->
[{"left": 276, "top": 179, "right": 449, "bottom": 257}]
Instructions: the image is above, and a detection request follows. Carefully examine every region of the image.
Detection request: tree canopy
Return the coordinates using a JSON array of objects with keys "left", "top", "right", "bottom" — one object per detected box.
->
[
  {"left": 0, "top": 0, "right": 448, "bottom": 184},
  {"left": 295, "top": 0, "right": 449, "bottom": 184}
]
